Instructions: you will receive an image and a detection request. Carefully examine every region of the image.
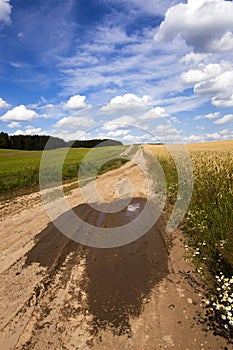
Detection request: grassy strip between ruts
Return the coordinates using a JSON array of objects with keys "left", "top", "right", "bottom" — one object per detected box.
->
[
  {"left": 145, "top": 141, "right": 233, "bottom": 339},
  {"left": 0, "top": 146, "right": 128, "bottom": 201}
]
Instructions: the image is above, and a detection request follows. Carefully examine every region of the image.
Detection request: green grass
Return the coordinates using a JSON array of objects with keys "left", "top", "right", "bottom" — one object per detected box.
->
[{"left": 0, "top": 146, "right": 128, "bottom": 199}]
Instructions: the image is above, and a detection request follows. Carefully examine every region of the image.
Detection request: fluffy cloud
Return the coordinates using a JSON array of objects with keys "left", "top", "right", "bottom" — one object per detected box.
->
[
  {"left": 181, "top": 63, "right": 224, "bottom": 86},
  {"left": 154, "top": 124, "right": 178, "bottom": 135},
  {"left": 205, "top": 112, "right": 220, "bottom": 119},
  {"left": 0, "top": 0, "right": 11, "bottom": 23},
  {"left": 154, "top": 0, "right": 233, "bottom": 53},
  {"left": 0, "top": 105, "right": 38, "bottom": 122},
  {"left": 214, "top": 114, "right": 233, "bottom": 124},
  {"left": 195, "top": 69, "right": 233, "bottom": 107},
  {"left": 7, "top": 121, "right": 21, "bottom": 128},
  {"left": 0, "top": 97, "right": 10, "bottom": 109},
  {"left": 139, "top": 107, "right": 169, "bottom": 120},
  {"left": 106, "top": 129, "right": 129, "bottom": 138},
  {"left": 195, "top": 112, "right": 220, "bottom": 120},
  {"left": 55, "top": 116, "right": 95, "bottom": 130},
  {"left": 122, "top": 133, "right": 152, "bottom": 143},
  {"left": 12, "top": 126, "right": 43, "bottom": 136},
  {"left": 63, "top": 95, "right": 88, "bottom": 110},
  {"left": 212, "top": 94, "right": 233, "bottom": 108},
  {"left": 180, "top": 52, "right": 207, "bottom": 65},
  {"left": 101, "top": 94, "right": 153, "bottom": 113},
  {"left": 102, "top": 116, "right": 135, "bottom": 131},
  {"left": 181, "top": 62, "right": 233, "bottom": 107}
]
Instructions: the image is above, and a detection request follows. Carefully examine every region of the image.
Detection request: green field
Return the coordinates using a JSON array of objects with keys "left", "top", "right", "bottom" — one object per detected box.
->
[{"left": 0, "top": 146, "right": 128, "bottom": 198}]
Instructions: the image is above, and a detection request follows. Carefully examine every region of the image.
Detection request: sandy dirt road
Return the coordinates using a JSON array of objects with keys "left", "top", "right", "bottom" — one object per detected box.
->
[{"left": 0, "top": 148, "right": 231, "bottom": 349}]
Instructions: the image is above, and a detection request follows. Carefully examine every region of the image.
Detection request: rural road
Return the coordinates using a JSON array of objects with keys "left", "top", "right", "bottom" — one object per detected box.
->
[{"left": 0, "top": 147, "right": 230, "bottom": 349}]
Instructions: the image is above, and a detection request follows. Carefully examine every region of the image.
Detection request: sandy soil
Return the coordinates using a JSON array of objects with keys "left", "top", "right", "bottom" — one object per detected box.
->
[{"left": 0, "top": 149, "right": 231, "bottom": 349}]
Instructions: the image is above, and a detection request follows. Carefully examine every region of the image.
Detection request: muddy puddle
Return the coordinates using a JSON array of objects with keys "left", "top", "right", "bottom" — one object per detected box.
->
[{"left": 22, "top": 197, "right": 168, "bottom": 338}]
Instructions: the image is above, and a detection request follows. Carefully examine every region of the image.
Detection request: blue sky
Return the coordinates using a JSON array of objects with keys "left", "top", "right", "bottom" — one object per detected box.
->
[{"left": 0, "top": 0, "right": 233, "bottom": 143}]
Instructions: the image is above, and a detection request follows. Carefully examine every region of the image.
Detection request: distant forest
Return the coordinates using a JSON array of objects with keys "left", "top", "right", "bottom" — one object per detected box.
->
[{"left": 0, "top": 132, "right": 122, "bottom": 150}]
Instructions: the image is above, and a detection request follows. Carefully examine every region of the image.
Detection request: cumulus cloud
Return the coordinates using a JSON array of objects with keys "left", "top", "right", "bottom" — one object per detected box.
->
[
  {"left": 100, "top": 94, "right": 153, "bottom": 113},
  {"left": 63, "top": 95, "right": 89, "bottom": 110},
  {"left": 52, "top": 130, "right": 91, "bottom": 142},
  {"left": 154, "top": 0, "right": 233, "bottom": 53},
  {"left": 181, "top": 63, "right": 224, "bottom": 86},
  {"left": 180, "top": 52, "right": 207, "bottom": 65},
  {"left": 7, "top": 121, "right": 21, "bottom": 128},
  {"left": 0, "top": 97, "right": 10, "bottom": 109},
  {"left": 102, "top": 116, "right": 135, "bottom": 131},
  {"left": 204, "top": 112, "right": 220, "bottom": 119},
  {"left": 182, "top": 61, "right": 233, "bottom": 107},
  {"left": 154, "top": 124, "right": 178, "bottom": 135},
  {"left": 11, "top": 126, "right": 43, "bottom": 136},
  {"left": 54, "top": 116, "right": 95, "bottom": 130},
  {"left": 214, "top": 114, "right": 233, "bottom": 124},
  {"left": 0, "top": 0, "right": 11, "bottom": 23},
  {"left": 195, "top": 112, "right": 220, "bottom": 120},
  {"left": 0, "top": 105, "right": 38, "bottom": 122},
  {"left": 122, "top": 133, "right": 152, "bottom": 143},
  {"left": 107, "top": 129, "right": 129, "bottom": 138},
  {"left": 139, "top": 107, "right": 169, "bottom": 120}
]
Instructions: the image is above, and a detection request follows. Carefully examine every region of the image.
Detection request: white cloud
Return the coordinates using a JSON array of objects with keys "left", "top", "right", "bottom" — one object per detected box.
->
[
  {"left": 54, "top": 116, "right": 95, "bottom": 130},
  {"left": 195, "top": 69, "right": 233, "bottom": 107},
  {"left": 206, "top": 132, "right": 221, "bottom": 140},
  {"left": 11, "top": 129, "right": 24, "bottom": 136},
  {"left": 170, "top": 116, "right": 180, "bottom": 124},
  {"left": 139, "top": 107, "right": 169, "bottom": 120},
  {"left": 63, "top": 95, "right": 88, "bottom": 110},
  {"left": 195, "top": 112, "right": 221, "bottom": 120},
  {"left": 51, "top": 130, "right": 91, "bottom": 142},
  {"left": 154, "top": 0, "right": 233, "bottom": 53},
  {"left": 184, "top": 134, "right": 206, "bottom": 143},
  {"left": 154, "top": 124, "right": 178, "bottom": 135},
  {"left": 11, "top": 126, "right": 43, "bottom": 136},
  {"left": 7, "top": 121, "right": 21, "bottom": 128},
  {"left": 0, "top": 0, "right": 11, "bottom": 23},
  {"left": 102, "top": 116, "right": 135, "bottom": 131},
  {"left": 100, "top": 94, "right": 153, "bottom": 113},
  {"left": 196, "top": 125, "right": 205, "bottom": 130},
  {"left": 205, "top": 112, "right": 220, "bottom": 119},
  {"left": 24, "top": 126, "right": 43, "bottom": 135},
  {"left": 180, "top": 52, "right": 207, "bottom": 65},
  {"left": 181, "top": 61, "right": 233, "bottom": 108},
  {"left": 107, "top": 129, "right": 129, "bottom": 138},
  {"left": 122, "top": 133, "right": 152, "bottom": 143},
  {"left": 214, "top": 114, "right": 233, "bottom": 124},
  {"left": 0, "top": 105, "right": 38, "bottom": 122},
  {"left": 212, "top": 94, "right": 233, "bottom": 108},
  {"left": 181, "top": 63, "right": 224, "bottom": 86},
  {"left": 0, "top": 97, "right": 10, "bottom": 109}
]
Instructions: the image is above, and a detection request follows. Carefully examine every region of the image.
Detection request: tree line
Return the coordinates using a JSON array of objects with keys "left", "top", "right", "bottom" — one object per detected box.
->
[{"left": 0, "top": 132, "right": 122, "bottom": 150}]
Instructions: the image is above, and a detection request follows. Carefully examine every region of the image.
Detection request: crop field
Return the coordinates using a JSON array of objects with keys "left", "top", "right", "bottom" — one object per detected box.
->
[
  {"left": 146, "top": 141, "right": 233, "bottom": 332},
  {"left": 0, "top": 146, "right": 127, "bottom": 198}
]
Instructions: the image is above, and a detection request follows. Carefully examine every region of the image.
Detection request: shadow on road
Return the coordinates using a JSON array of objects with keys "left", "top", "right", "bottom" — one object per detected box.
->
[{"left": 23, "top": 197, "right": 169, "bottom": 336}]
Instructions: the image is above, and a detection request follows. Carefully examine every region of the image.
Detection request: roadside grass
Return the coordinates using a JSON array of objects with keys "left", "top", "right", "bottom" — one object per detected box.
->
[
  {"left": 145, "top": 141, "right": 233, "bottom": 337},
  {"left": 0, "top": 146, "right": 128, "bottom": 201}
]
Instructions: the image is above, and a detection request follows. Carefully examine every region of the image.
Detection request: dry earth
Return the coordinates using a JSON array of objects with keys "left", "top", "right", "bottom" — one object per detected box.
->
[{"left": 0, "top": 149, "right": 231, "bottom": 349}]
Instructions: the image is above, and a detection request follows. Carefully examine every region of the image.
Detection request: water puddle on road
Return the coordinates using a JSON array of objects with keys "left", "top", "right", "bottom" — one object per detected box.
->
[
  {"left": 125, "top": 202, "right": 141, "bottom": 219},
  {"left": 96, "top": 212, "right": 106, "bottom": 227},
  {"left": 96, "top": 202, "right": 141, "bottom": 227}
]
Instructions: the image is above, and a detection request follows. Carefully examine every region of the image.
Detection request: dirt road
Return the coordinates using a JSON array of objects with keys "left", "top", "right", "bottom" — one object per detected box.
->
[{"left": 0, "top": 149, "right": 231, "bottom": 349}]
